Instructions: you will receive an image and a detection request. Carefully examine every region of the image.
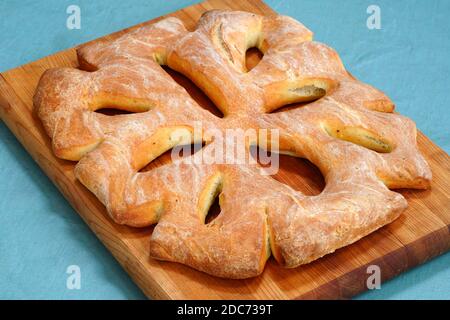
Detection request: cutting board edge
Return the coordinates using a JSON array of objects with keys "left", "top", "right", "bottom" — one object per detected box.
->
[{"left": 295, "top": 225, "right": 450, "bottom": 300}]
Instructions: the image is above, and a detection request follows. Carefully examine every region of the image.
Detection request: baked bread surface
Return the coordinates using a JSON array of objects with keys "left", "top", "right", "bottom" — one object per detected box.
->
[{"left": 34, "top": 10, "right": 431, "bottom": 278}]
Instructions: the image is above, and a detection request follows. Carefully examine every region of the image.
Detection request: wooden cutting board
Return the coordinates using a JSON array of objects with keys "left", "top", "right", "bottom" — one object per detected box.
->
[{"left": 0, "top": 0, "right": 449, "bottom": 299}]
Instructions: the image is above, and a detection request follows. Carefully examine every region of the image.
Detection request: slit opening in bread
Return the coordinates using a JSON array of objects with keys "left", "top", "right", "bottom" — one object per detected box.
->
[
  {"left": 245, "top": 46, "right": 264, "bottom": 71},
  {"left": 90, "top": 94, "right": 153, "bottom": 113},
  {"left": 250, "top": 145, "right": 326, "bottom": 196},
  {"left": 94, "top": 107, "right": 140, "bottom": 116},
  {"left": 264, "top": 78, "right": 334, "bottom": 113},
  {"left": 323, "top": 124, "right": 395, "bottom": 153},
  {"left": 198, "top": 172, "right": 224, "bottom": 224},
  {"left": 161, "top": 65, "right": 224, "bottom": 118},
  {"left": 211, "top": 18, "right": 264, "bottom": 73},
  {"left": 132, "top": 126, "right": 203, "bottom": 171}
]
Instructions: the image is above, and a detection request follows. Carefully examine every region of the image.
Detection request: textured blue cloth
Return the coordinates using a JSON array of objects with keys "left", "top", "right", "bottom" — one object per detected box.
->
[{"left": 0, "top": 0, "right": 448, "bottom": 299}]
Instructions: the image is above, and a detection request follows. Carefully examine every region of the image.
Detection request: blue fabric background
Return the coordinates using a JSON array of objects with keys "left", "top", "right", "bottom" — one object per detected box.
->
[{"left": 0, "top": 0, "right": 448, "bottom": 299}]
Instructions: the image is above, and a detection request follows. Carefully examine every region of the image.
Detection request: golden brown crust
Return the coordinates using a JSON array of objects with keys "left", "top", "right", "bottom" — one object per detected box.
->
[{"left": 33, "top": 10, "right": 431, "bottom": 278}]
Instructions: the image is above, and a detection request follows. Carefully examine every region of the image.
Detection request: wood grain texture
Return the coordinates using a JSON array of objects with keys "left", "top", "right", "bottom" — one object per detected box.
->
[{"left": 0, "top": 0, "right": 449, "bottom": 299}]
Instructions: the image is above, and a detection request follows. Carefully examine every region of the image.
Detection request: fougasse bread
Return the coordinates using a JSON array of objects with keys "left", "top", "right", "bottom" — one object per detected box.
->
[{"left": 34, "top": 10, "right": 431, "bottom": 278}]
